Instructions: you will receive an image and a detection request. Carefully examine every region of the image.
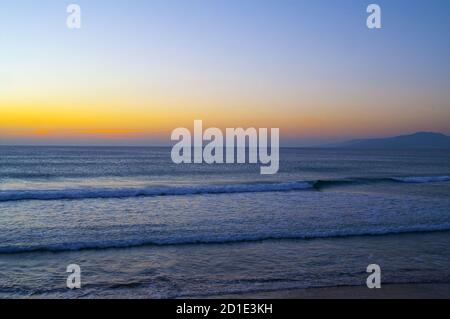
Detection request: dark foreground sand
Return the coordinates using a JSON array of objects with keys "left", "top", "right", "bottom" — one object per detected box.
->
[{"left": 209, "top": 283, "right": 450, "bottom": 299}]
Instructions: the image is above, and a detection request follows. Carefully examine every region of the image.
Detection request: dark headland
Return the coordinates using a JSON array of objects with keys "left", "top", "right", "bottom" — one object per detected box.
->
[{"left": 330, "top": 132, "right": 450, "bottom": 149}]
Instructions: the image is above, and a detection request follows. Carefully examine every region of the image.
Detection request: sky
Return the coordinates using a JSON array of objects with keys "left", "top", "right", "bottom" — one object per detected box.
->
[{"left": 1, "top": 0, "right": 449, "bottom": 146}]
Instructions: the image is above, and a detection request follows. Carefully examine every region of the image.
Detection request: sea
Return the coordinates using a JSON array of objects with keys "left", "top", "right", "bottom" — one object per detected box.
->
[{"left": 0, "top": 146, "right": 449, "bottom": 298}]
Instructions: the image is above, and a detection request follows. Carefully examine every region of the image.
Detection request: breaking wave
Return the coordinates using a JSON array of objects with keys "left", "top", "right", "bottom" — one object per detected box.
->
[
  {"left": 1, "top": 175, "right": 448, "bottom": 202},
  {"left": 0, "top": 181, "right": 314, "bottom": 202},
  {"left": 1, "top": 223, "right": 450, "bottom": 254}
]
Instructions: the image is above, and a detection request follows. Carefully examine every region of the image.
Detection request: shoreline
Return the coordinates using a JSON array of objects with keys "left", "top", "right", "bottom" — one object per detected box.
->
[{"left": 207, "top": 283, "right": 450, "bottom": 299}]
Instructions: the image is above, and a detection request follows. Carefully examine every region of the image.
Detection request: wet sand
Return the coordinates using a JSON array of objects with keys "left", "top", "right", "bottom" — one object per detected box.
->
[{"left": 211, "top": 283, "right": 450, "bottom": 299}]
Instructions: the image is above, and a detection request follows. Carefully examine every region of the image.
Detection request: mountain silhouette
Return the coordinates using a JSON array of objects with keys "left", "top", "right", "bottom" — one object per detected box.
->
[{"left": 334, "top": 132, "right": 450, "bottom": 149}]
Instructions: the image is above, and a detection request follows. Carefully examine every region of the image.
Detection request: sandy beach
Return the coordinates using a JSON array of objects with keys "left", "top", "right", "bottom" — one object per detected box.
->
[{"left": 211, "top": 283, "right": 450, "bottom": 299}]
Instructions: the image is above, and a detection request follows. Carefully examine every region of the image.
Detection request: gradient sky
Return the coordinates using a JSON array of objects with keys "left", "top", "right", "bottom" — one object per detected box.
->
[{"left": 1, "top": 0, "right": 449, "bottom": 146}]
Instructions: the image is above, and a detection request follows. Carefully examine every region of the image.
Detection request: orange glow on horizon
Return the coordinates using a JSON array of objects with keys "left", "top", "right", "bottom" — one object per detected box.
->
[{"left": 2, "top": 96, "right": 450, "bottom": 144}]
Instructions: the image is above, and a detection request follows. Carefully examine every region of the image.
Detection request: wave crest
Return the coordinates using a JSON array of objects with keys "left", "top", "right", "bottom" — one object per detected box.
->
[
  {"left": 1, "top": 175, "right": 449, "bottom": 202},
  {"left": 0, "top": 181, "right": 314, "bottom": 202},
  {"left": 390, "top": 176, "right": 450, "bottom": 183},
  {"left": 1, "top": 223, "right": 450, "bottom": 254}
]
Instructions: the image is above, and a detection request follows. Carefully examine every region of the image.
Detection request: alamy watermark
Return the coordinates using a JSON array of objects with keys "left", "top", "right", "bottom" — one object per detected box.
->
[
  {"left": 66, "top": 264, "right": 82, "bottom": 289},
  {"left": 65, "top": 4, "right": 380, "bottom": 30},
  {"left": 366, "top": 264, "right": 382, "bottom": 289},
  {"left": 171, "top": 120, "right": 280, "bottom": 175},
  {"left": 66, "top": 4, "right": 81, "bottom": 29},
  {"left": 367, "top": 4, "right": 382, "bottom": 29}
]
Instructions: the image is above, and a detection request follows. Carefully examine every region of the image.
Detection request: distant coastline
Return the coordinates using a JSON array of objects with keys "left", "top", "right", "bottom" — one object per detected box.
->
[
  {"left": 1, "top": 132, "right": 450, "bottom": 149},
  {"left": 324, "top": 132, "right": 450, "bottom": 149}
]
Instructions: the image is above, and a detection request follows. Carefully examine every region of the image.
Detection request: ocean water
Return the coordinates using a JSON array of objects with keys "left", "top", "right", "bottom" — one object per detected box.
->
[{"left": 0, "top": 146, "right": 449, "bottom": 298}]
